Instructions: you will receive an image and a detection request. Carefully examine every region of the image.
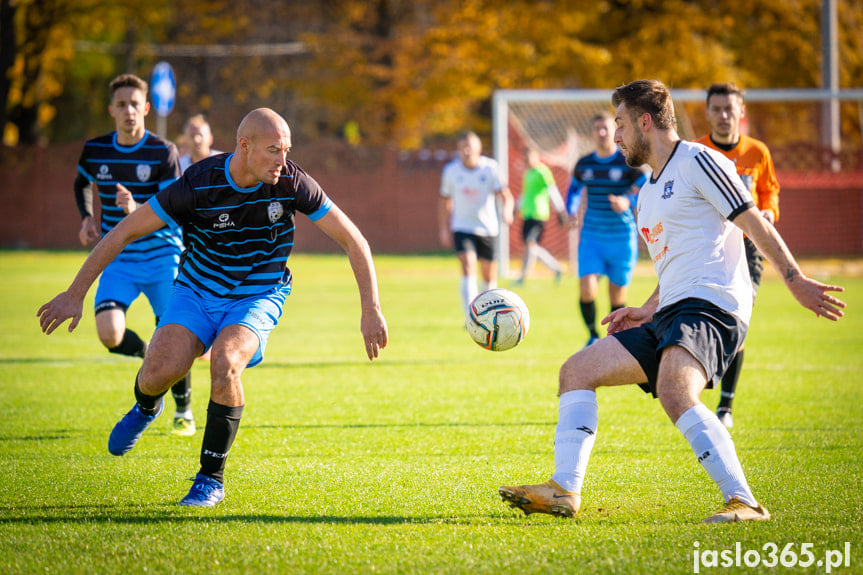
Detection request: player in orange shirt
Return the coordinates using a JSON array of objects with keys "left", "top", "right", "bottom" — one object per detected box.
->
[{"left": 696, "top": 82, "right": 780, "bottom": 429}]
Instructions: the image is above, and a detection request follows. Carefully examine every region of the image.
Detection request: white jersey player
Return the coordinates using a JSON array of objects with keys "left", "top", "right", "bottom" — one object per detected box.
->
[
  {"left": 438, "top": 132, "right": 513, "bottom": 316},
  {"left": 498, "top": 80, "right": 845, "bottom": 525}
]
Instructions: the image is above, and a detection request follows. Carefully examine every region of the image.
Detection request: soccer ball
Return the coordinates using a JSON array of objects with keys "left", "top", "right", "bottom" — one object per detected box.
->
[{"left": 466, "top": 288, "right": 530, "bottom": 352}]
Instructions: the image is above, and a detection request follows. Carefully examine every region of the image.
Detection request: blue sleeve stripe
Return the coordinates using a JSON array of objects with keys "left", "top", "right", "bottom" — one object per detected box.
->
[
  {"left": 147, "top": 197, "right": 180, "bottom": 229},
  {"left": 77, "top": 166, "right": 95, "bottom": 180},
  {"left": 159, "top": 177, "right": 178, "bottom": 191},
  {"left": 307, "top": 198, "right": 333, "bottom": 222}
]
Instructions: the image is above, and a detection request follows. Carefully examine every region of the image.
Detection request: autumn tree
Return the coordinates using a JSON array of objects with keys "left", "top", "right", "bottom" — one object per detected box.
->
[{"left": 3, "top": 0, "right": 862, "bottom": 149}]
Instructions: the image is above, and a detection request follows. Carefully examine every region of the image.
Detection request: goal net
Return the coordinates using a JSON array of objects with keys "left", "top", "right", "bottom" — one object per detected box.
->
[{"left": 492, "top": 88, "right": 863, "bottom": 276}]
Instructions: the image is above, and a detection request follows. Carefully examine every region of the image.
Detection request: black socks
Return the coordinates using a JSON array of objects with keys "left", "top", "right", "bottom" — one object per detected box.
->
[
  {"left": 580, "top": 300, "right": 599, "bottom": 338},
  {"left": 199, "top": 400, "right": 244, "bottom": 484},
  {"left": 718, "top": 350, "right": 744, "bottom": 411},
  {"left": 171, "top": 373, "right": 193, "bottom": 413},
  {"left": 108, "top": 329, "right": 146, "bottom": 358},
  {"left": 134, "top": 374, "right": 166, "bottom": 415}
]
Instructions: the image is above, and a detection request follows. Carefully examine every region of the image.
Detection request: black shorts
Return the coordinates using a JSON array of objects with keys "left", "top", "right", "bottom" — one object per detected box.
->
[
  {"left": 453, "top": 232, "right": 497, "bottom": 261},
  {"left": 611, "top": 298, "right": 747, "bottom": 398},
  {"left": 521, "top": 219, "right": 546, "bottom": 243},
  {"left": 744, "top": 237, "right": 764, "bottom": 297}
]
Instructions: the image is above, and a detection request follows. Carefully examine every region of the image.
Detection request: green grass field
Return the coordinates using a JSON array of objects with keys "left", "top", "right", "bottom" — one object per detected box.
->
[{"left": 1, "top": 251, "right": 861, "bottom": 574}]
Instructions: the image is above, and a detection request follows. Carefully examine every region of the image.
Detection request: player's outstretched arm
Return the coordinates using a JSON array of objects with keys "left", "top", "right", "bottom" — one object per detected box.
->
[
  {"left": 314, "top": 205, "right": 388, "bottom": 360},
  {"left": 733, "top": 208, "right": 846, "bottom": 320},
  {"left": 37, "top": 204, "right": 165, "bottom": 335},
  {"left": 603, "top": 286, "right": 659, "bottom": 335}
]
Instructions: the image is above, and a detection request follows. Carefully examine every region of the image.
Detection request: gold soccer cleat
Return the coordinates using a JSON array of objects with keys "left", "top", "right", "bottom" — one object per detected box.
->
[
  {"left": 703, "top": 497, "right": 771, "bottom": 524},
  {"left": 498, "top": 479, "right": 581, "bottom": 518}
]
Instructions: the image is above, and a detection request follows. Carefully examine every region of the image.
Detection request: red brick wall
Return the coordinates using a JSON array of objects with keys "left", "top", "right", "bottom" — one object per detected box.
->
[{"left": 1, "top": 142, "right": 861, "bottom": 256}]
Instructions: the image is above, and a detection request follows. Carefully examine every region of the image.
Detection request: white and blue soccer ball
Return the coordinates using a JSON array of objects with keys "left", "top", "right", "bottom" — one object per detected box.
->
[{"left": 466, "top": 288, "right": 530, "bottom": 352}]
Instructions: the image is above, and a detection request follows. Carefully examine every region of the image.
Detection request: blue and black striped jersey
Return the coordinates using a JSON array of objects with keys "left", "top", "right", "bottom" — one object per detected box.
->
[
  {"left": 567, "top": 149, "right": 646, "bottom": 241},
  {"left": 149, "top": 154, "right": 332, "bottom": 299},
  {"left": 77, "top": 130, "right": 182, "bottom": 264}
]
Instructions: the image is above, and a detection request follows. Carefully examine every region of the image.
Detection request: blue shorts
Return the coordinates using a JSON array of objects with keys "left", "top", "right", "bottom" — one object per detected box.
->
[
  {"left": 94, "top": 258, "right": 177, "bottom": 318},
  {"left": 578, "top": 233, "right": 638, "bottom": 287},
  {"left": 158, "top": 284, "right": 288, "bottom": 368}
]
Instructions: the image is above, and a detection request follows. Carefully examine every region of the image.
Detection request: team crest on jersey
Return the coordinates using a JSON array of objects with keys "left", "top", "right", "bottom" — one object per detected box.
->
[
  {"left": 267, "top": 201, "right": 284, "bottom": 223},
  {"left": 662, "top": 180, "right": 674, "bottom": 199},
  {"left": 609, "top": 167, "right": 623, "bottom": 181},
  {"left": 136, "top": 164, "right": 151, "bottom": 182}
]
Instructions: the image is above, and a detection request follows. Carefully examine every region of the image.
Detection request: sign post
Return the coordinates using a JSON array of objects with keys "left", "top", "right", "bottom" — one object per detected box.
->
[{"left": 150, "top": 61, "right": 176, "bottom": 137}]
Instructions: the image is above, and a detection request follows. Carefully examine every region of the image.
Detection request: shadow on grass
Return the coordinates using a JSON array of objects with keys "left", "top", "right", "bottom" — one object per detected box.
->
[
  {"left": 0, "top": 507, "right": 509, "bottom": 526},
  {"left": 0, "top": 433, "right": 74, "bottom": 441},
  {"left": 0, "top": 356, "right": 132, "bottom": 366},
  {"left": 247, "top": 421, "right": 554, "bottom": 430},
  {"left": 0, "top": 356, "right": 525, "bottom": 370},
  {"left": 0, "top": 506, "right": 696, "bottom": 527}
]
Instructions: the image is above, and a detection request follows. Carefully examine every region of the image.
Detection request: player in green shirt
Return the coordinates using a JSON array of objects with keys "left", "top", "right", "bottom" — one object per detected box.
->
[{"left": 515, "top": 147, "right": 567, "bottom": 284}]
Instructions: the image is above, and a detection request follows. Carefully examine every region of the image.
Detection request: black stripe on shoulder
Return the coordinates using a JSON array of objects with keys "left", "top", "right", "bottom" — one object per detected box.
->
[{"left": 694, "top": 151, "right": 746, "bottom": 207}]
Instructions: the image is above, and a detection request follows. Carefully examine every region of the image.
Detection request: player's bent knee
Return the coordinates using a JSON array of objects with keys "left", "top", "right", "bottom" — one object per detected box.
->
[
  {"left": 138, "top": 360, "right": 191, "bottom": 394},
  {"left": 98, "top": 333, "right": 124, "bottom": 349}
]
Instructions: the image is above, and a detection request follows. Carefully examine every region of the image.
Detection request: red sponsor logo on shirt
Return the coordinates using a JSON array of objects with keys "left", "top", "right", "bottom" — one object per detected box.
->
[{"left": 641, "top": 221, "right": 663, "bottom": 244}]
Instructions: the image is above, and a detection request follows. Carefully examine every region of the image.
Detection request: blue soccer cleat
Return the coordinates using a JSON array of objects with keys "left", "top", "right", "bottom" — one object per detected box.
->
[
  {"left": 108, "top": 401, "right": 163, "bottom": 456},
  {"left": 179, "top": 474, "right": 225, "bottom": 507}
]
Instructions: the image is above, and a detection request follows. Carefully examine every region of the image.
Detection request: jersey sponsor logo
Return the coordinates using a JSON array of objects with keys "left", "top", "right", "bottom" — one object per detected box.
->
[
  {"left": 652, "top": 245, "right": 669, "bottom": 264},
  {"left": 96, "top": 165, "right": 112, "bottom": 181},
  {"left": 582, "top": 168, "right": 594, "bottom": 180},
  {"left": 214, "top": 212, "right": 236, "bottom": 230},
  {"left": 661, "top": 180, "right": 674, "bottom": 199},
  {"left": 267, "top": 201, "right": 284, "bottom": 223},
  {"left": 640, "top": 221, "right": 663, "bottom": 244},
  {"left": 136, "top": 164, "right": 152, "bottom": 182}
]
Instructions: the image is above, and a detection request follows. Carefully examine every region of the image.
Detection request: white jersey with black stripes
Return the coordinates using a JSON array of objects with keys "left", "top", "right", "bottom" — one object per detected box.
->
[{"left": 635, "top": 140, "right": 756, "bottom": 324}]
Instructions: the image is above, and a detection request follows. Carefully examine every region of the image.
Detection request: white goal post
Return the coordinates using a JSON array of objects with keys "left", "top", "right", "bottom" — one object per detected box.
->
[{"left": 492, "top": 87, "right": 863, "bottom": 275}]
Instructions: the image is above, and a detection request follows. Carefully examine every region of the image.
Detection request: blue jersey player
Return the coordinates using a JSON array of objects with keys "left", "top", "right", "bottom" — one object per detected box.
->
[
  {"left": 567, "top": 111, "right": 647, "bottom": 347},
  {"left": 73, "top": 74, "right": 196, "bottom": 436},
  {"left": 40, "top": 108, "right": 389, "bottom": 507}
]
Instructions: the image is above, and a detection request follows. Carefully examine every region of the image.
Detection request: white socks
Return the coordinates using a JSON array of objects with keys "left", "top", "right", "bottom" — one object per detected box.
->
[
  {"left": 551, "top": 390, "right": 598, "bottom": 493},
  {"left": 549, "top": 394, "right": 758, "bottom": 505},
  {"left": 460, "top": 276, "right": 477, "bottom": 315},
  {"left": 675, "top": 403, "right": 757, "bottom": 506},
  {"left": 461, "top": 277, "right": 499, "bottom": 315}
]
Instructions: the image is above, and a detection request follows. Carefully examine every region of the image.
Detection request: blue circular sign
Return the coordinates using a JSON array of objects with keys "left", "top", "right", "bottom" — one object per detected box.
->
[{"left": 150, "top": 61, "right": 176, "bottom": 116}]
